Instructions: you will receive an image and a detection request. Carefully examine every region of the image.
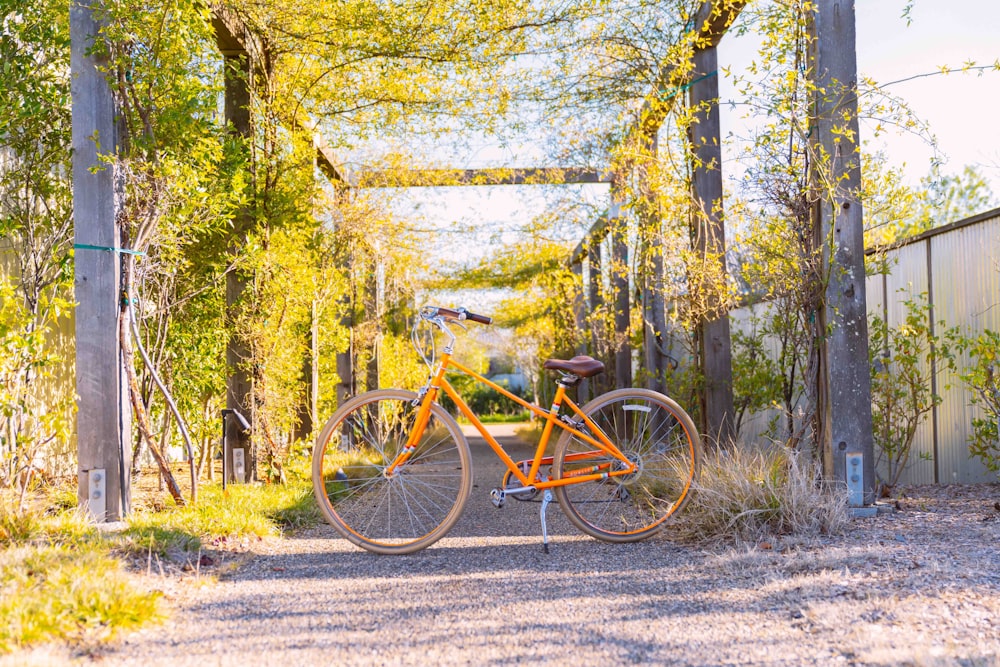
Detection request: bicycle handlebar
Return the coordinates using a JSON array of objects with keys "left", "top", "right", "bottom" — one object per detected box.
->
[{"left": 424, "top": 306, "right": 492, "bottom": 326}]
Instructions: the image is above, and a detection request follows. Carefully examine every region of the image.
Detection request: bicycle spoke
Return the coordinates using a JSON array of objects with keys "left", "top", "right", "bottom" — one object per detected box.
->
[{"left": 554, "top": 389, "right": 701, "bottom": 542}]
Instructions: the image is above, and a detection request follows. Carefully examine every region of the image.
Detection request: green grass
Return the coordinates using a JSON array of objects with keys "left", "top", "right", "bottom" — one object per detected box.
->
[
  {"left": 455, "top": 412, "right": 531, "bottom": 425},
  {"left": 0, "top": 497, "right": 162, "bottom": 654},
  {"left": 121, "top": 473, "right": 321, "bottom": 555},
  {"left": 479, "top": 412, "right": 531, "bottom": 424},
  {"left": 0, "top": 544, "right": 161, "bottom": 652}
]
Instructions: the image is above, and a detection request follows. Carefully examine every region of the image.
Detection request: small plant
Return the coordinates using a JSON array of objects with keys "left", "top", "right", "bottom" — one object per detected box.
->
[
  {"left": 0, "top": 495, "right": 41, "bottom": 545},
  {"left": 667, "top": 445, "right": 849, "bottom": 545},
  {"left": 731, "top": 319, "right": 783, "bottom": 435},
  {"left": 868, "top": 292, "right": 956, "bottom": 494},
  {"left": 956, "top": 329, "right": 1000, "bottom": 475}
]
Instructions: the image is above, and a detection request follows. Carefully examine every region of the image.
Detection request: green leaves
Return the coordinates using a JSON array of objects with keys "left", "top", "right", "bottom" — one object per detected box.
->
[
  {"left": 868, "top": 291, "right": 958, "bottom": 492},
  {"left": 0, "top": 0, "right": 75, "bottom": 494},
  {"left": 956, "top": 330, "right": 1000, "bottom": 475}
]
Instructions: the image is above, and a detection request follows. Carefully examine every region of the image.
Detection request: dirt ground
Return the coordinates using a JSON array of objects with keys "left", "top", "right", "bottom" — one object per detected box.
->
[{"left": 5, "top": 429, "right": 1000, "bottom": 666}]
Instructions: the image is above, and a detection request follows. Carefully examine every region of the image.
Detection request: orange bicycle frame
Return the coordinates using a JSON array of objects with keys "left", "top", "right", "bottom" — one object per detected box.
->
[{"left": 387, "top": 350, "right": 636, "bottom": 488}]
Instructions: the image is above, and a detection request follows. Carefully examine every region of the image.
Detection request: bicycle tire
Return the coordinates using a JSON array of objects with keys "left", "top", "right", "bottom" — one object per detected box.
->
[
  {"left": 312, "top": 389, "right": 472, "bottom": 554},
  {"left": 553, "top": 388, "right": 701, "bottom": 542}
]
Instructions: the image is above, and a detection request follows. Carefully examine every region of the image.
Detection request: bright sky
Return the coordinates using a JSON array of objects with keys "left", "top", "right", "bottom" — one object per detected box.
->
[
  {"left": 855, "top": 0, "right": 1000, "bottom": 189},
  {"left": 717, "top": 0, "right": 1000, "bottom": 193}
]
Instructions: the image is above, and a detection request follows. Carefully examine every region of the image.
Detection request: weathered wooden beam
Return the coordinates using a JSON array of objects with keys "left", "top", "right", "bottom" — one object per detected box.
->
[
  {"left": 611, "top": 218, "right": 632, "bottom": 389},
  {"left": 215, "top": 7, "right": 609, "bottom": 193},
  {"left": 210, "top": 3, "right": 267, "bottom": 62},
  {"left": 690, "top": 44, "right": 735, "bottom": 445},
  {"left": 212, "top": 6, "right": 351, "bottom": 187},
  {"left": 355, "top": 167, "right": 610, "bottom": 189},
  {"left": 289, "top": 114, "right": 350, "bottom": 186},
  {"left": 810, "top": 0, "right": 875, "bottom": 504},
  {"left": 573, "top": 0, "right": 746, "bottom": 272},
  {"left": 570, "top": 213, "right": 612, "bottom": 265},
  {"left": 71, "top": 0, "right": 130, "bottom": 520},
  {"left": 312, "top": 130, "right": 349, "bottom": 185},
  {"left": 635, "top": 0, "right": 748, "bottom": 136}
]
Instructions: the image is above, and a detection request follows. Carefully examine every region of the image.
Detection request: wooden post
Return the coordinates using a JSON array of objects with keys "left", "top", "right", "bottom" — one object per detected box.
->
[
  {"left": 364, "top": 265, "right": 380, "bottom": 393},
  {"left": 335, "top": 328, "right": 354, "bottom": 405},
  {"left": 311, "top": 299, "right": 319, "bottom": 432},
  {"left": 611, "top": 217, "right": 631, "bottom": 389},
  {"left": 641, "top": 246, "right": 668, "bottom": 394},
  {"left": 637, "top": 131, "right": 667, "bottom": 394},
  {"left": 71, "top": 0, "right": 131, "bottom": 520},
  {"left": 336, "top": 274, "right": 355, "bottom": 405},
  {"left": 223, "top": 51, "right": 254, "bottom": 483},
  {"left": 810, "top": 0, "right": 875, "bottom": 504},
  {"left": 571, "top": 260, "right": 590, "bottom": 402},
  {"left": 290, "top": 303, "right": 317, "bottom": 442},
  {"left": 587, "top": 240, "right": 605, "bottom": 396},
  {"left": 689, "top": 44, "right": 735, "bottom": 445}
]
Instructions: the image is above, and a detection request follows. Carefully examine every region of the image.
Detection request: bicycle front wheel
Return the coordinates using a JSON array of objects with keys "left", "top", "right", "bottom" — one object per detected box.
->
[
  {"left": 553, "top": 388, "right": 701, "bottom": 542},
  {"left": 312, "top": 389, "right": 472, "bottom": 555}
]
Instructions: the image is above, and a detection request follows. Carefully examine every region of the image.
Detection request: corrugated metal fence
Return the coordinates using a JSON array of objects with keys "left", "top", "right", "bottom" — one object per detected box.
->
[{"left": 732, "top": 207, "right": 1000, "bottom": 485}]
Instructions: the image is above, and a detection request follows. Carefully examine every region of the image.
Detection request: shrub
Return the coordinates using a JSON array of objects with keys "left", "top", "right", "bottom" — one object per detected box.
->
[
  {"left": 441, "top": 377, "right": 528, "bottom": 419},
  {"left": 868, "top": 292, "right": 956, "bottom": 493},
  {"left": 957, "top": 329, "right": 1000, "bottom": 475},
  {"left": 667, "top": 444, "right": 849, "bottom": 545}
]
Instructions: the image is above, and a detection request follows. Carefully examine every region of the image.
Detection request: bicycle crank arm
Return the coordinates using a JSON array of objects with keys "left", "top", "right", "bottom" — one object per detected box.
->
[{"left": 490, "top": 485, "right": 538, "bottom": 508}]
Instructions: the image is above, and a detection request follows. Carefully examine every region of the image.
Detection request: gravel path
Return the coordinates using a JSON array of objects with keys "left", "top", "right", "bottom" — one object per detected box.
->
[{"left": 7, "top": 426, "right": 1000, "bottom": 666}]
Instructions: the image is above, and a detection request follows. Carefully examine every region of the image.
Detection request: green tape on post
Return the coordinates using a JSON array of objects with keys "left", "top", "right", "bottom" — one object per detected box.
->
[{"left": 73, "top": 243, "right": 146, "bottom": 256}]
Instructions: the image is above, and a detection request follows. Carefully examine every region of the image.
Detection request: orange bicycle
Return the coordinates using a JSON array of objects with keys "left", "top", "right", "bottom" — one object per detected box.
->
[{"left": 312, "top": 305, "right": 702, "bottom": 554}]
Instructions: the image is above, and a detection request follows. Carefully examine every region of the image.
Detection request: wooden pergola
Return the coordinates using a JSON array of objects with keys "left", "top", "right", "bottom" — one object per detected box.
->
[
  {"left": 564, "top": 0, "right": 875, "bottom": 501},
  {"left": 70, "top": 0, "right": 876, "bottom": 519}
]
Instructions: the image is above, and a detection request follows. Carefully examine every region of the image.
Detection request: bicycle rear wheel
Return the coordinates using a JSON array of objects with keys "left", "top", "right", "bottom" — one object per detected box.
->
[
  {"left": 553, "top": 388, "right": 701, "bottom": 542},
  {"left": 312, "top": 389, "right": 472, "bottom": 554}
]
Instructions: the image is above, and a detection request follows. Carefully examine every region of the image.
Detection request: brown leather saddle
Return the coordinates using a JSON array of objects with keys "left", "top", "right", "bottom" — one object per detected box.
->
[{"left": 542, "top": 355, "right": 605, "bottom": 378}]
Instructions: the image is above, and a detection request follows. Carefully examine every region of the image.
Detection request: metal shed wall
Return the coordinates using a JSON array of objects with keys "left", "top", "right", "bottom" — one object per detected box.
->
[
  {"left": 873, "top": 241, "right": 935, "bottom": 485},
  {"left": 731, "top": 207, "right": 1000, "bottom": 485},
  {"left": 926, "top": 213, "right": 1000, "bottom": 483}
]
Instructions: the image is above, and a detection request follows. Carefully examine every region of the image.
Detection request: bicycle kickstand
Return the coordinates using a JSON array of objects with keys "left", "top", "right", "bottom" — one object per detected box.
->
[{"left": 540, "top": 489, "right": 553, "bottom": 554}]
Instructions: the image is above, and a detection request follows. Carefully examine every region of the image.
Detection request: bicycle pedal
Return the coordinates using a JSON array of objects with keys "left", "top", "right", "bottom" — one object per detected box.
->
[{"left": 490, "top": 488, "right": 506, "bottom": 508}]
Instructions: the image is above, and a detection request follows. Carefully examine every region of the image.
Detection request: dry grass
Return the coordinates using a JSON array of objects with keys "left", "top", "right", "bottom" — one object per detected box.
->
[{"left": 668, "top": 444, "right": 850, "bottom": 545}]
